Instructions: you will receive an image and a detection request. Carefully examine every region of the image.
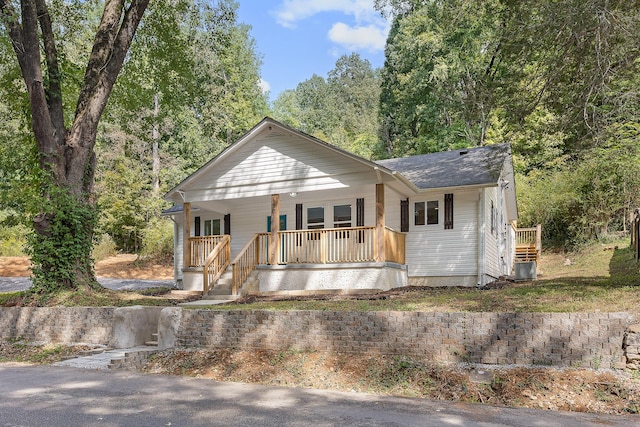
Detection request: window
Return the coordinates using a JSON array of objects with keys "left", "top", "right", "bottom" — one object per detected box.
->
[
  {"left": 415, "top": 200, "right": 439, "bottom": 226},
  {"left": 204, "top": 219, "right": 221, "bottom": 236},
  {"left": 414, "top": 202, "right": 425, "bottom": 226},
  {"left": 427, "top": 201, "right": 439, "bottom": 225},
  {"left": 307, "top": 206, "right": 324, "bottom": 229},
  {"left": 333, "top": 204, "right": 352, "bottom": 228}
]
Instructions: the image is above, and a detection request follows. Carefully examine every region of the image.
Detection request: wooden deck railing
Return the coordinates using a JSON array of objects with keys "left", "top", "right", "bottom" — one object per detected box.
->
[
  {"left": 515, "top": 224, "right": 542, "bottom": 262},
  {"left": 202, "top": 235, "right": 231, "bottom": 295},
  {"left": 189, "top": 235, "right": 227, "bottom": 267},
  {"left": 194, "top": 226, "right": 406, "bottom": 295},
  {"left": 384, "top": 227, "right": 406, "bottom": 264}
]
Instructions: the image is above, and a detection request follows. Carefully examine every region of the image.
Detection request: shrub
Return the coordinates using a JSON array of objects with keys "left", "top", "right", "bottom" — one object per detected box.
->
[
  {"left": 141, "top": 217, "right": 173, "bottom": 262},
  {"left": 92, "top": 234, "right": 117, "bottom": 261}
]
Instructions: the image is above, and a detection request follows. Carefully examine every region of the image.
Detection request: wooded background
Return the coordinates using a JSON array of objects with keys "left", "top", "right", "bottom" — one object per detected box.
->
[{"left": 1, "top": 0, "right": 639, "bottom": 260}]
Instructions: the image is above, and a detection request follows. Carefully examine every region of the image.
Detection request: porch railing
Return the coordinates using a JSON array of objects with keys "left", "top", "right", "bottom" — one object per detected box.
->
[
  {"left": 384, "top": 227, "right": 406, "bottom": 264},
  {"left": 190, "top": 226, "right": 406, "bottom": 295},
  {"left": 202, "top": 235, "right": 231, "bottom": 295},
  {"left": 189, "top": 235, "right": 227, "bottom": 267},
  {"left": 515, "top": 224, "right": 542, "bottom": 262}
]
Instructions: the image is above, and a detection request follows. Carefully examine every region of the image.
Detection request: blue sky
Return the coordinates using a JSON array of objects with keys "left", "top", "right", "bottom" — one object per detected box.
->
[{"left": 236, "top": 0, "right": 391, "bottom": 101}]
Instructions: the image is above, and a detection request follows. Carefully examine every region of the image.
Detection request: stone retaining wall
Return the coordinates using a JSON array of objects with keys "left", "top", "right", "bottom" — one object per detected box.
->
[
  {"left": 0, "top": 307, "right": 116, "bottom": 345},
  {"left": 0, "top": 307, "right": 163, "bottom": 348},
  {"left": 174, "top": 310, "right": 636, "bottom": 369},
  {"left": 1, "top": 307, "right": 637, "bottom": 369}
]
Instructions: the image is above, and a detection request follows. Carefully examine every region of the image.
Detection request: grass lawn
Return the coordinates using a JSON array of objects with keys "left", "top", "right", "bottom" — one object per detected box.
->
[
  {"left": 205, "top": 240, "right": 640, "bottom": 313},
  {"left": 1, "top": 239, "right": 639, "bottom": 311}
]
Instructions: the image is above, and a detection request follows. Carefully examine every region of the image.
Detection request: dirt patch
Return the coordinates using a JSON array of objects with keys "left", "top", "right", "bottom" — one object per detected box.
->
[
  {"left": 142, "top": 349, "right": 640, "bottom": 415},
  {"left": 0, "top": 255, "right": 173, "bottom": 280}
]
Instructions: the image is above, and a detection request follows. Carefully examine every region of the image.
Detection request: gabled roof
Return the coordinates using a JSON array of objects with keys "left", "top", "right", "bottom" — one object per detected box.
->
[
  {"left": 375, "top": 144, "right": 512, "bottom": 190},
  {"left": 164, "top": 117, "right": 417, "bottom": 203}
]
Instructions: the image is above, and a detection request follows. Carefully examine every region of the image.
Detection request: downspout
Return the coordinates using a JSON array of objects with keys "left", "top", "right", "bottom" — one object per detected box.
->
[
  {"left": 477, "top": 188, "right": 486, "bottom": 287},
  {"left": 169, "top": 216, "right": 180, "bottom": 286}
]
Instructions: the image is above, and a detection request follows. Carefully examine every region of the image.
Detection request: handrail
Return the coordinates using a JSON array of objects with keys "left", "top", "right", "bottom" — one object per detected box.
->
[
  {"left": 230, "top": 234, "right": 261, "bottom": 295},
  {"left": 202, "top": 235, "right": 231, "bottom": 295},
  {"left": 515, "top": 224, "right": 542, "bottom": 261}
]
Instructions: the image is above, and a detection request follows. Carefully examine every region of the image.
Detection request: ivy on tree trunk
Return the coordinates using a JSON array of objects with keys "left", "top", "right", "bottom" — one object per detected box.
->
[{"left": 0, "top": 0, "right": 150, "bottom": 292}]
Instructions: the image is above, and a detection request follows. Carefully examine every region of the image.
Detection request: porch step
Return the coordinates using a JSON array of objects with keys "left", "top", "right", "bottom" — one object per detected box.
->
[
  {"left": 202, "top": 294, "right": 239, "bottom": 301},
  {"left": 144, "top": 333, "right": 158, "bottom": 347}
]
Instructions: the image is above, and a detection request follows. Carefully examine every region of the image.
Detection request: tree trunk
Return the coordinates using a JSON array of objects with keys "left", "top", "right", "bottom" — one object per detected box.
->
[{"left": 1, "top": 0, "right": 151, "bottom": 292}]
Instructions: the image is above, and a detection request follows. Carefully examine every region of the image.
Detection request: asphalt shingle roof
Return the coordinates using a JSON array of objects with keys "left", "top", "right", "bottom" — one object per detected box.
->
[{"left": 375, "top": 143, "right": 511, "bottom": 190}]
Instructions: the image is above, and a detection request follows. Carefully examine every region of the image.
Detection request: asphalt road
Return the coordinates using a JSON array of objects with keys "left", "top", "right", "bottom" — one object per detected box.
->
[
  {"left": 0, "top": 364, "right": 637, "bottom": 427},
  {"left": 0, "top": 277, "right": 175, "bottom": 293}
]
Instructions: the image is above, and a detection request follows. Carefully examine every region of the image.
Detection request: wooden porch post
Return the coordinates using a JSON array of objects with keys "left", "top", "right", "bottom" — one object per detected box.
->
[
  {"left": 375, "top": 183, "right": 385, "bottom": 262},
  {"left": 183, "top": 202, "right": 191, "bottom": 268},
  {"left": 270, "top": 194, "right": 280, "bottom": 265}
]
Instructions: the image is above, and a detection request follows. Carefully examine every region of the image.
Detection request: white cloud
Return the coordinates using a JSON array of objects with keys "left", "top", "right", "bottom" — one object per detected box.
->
[
  {"left": 272, "top": 1, "right": 390, "bottom": 53},
  {"left": 328, "top": 22, "right": 388, "bottom": 52},
  {"left": 258, "top": 79, "right": 271, "bottom": 94},
  {"left": 273, "top": 0, "right": 382, "bottom": 29}
]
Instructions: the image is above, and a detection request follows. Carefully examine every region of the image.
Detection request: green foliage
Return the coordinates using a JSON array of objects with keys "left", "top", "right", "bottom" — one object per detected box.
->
[
  {"left": 92, "top": 234, "right": 117, "bottom": 262},
  {"left": 0, "top": 210, "right": 28, "bottom": 256},
  {"left": 26, "top": 185, "right": 99, "bottom": 292},
  {"left": 97, "top": 156, "right": 163, "bottom": 252},
  {"left": 518, "top": 123, "right": 640, "bottom": 246},
  {"left": 141, "top": 217, "right": 174, "bottom": 261},
  {"left": 273, "top": 54, "right": 381, "bottom": 158}
]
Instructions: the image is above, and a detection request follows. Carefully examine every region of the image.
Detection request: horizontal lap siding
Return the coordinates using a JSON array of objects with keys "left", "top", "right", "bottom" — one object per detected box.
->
[
  {"left": 484, "top": 187, "right": 501, "bottom": 279},
  {"left": 229, "top": 187, "right": 379, "bottom": 257},
  {"left": 192, "top": 134, "right": 374, "bottom": 199},
  {"left": 406, "top": 190, "right": 478, "bottom": 277}
]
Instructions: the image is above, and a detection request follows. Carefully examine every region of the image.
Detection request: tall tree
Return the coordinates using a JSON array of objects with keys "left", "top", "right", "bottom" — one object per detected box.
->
[{"left": 0, "top": 0, "right": 150, "bottom": 291}]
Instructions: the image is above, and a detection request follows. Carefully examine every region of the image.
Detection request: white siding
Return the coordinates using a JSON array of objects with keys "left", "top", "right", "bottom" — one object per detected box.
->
[
  {"left": 406, "top": 190, "right": 478, "bottom": 277},
  {"left": 184, "top": 133, "right": 377, "bottom": 201},
  {"left": 384, "top": 187, "right": 403, "bottom": 231},
  {"left": 483, "top": 185, "right": 513, "bottom": 280}
]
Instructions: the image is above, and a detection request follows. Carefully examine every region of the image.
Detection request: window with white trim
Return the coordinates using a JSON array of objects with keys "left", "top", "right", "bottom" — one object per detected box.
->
[
  {"left": 333, "top": 204, "right": 352, "bottom": 228},
  {"left": 204, "top": 219, "right": 221, "bottom": 235},
  {"left": 415, "top": 200, "right": 439, "bottom": 226},
  {"left": 307, "top": 206, "right": 325, "bottom": 229}
]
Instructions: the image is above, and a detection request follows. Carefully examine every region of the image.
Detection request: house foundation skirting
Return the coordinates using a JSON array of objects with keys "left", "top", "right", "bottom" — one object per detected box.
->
[
  {"left": 255, "top": 263, "right": 407, "bottom": 292},
  {"left": 181, "top": 267, "right": 204, "bottom": 291}
]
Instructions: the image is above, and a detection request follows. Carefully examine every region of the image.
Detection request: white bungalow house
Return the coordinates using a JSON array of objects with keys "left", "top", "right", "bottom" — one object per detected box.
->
[{"left": 163, "top": 117, "right": 522, "bottom": 296}]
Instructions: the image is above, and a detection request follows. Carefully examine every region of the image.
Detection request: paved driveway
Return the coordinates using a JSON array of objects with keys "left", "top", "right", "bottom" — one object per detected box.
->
[{"left": 0, "top": 277, "right": 175, "bottom": 293}]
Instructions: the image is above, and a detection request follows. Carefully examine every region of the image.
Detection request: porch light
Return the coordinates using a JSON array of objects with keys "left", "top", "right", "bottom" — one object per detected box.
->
[{"left": 289, "top": 192, "right": 298, "bottom": 198}]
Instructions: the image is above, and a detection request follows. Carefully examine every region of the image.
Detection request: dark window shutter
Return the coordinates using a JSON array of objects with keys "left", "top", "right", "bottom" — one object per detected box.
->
[
  {"left": 400, "top": 199, "right": 409, "bottom": 232},
  {"left": 296, "top": 203, "right": 303, "bottom": 230},
  {"left": 356, "top": 198, "right": 365, "bottom": 227},
  {"left": 194, "top": 216, "right": 201, "bottom": 236},
  {"left": 444, "top": 193, "right": 454, "bottom": 229},
  {"left": 224, "top": 214, "right": 230, "bottom": 235}
]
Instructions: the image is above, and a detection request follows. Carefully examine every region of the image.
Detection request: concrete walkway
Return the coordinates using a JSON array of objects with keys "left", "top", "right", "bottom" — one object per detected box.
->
[
  {"left": 52, "top": 345, "right": 159, "bottom": 370},
  {"left": 0, "top": 277, "right": 175, "bottom": 293}
]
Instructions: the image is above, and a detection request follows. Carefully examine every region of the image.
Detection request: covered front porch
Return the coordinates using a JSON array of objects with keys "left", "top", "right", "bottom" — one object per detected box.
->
[{"left": 180, "top": 185, "right": 407, "bottom": 295}]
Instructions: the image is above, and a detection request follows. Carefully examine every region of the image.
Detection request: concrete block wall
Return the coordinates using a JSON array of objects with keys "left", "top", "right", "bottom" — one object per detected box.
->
[
  {"left": 0, "top": 307, "right": 116, "bottom": 345},
  {"left": 0, "top": 306, "right": 163, "bottom": 348},
  {"left": 174, "top": 310, "right": 636, "bottom": 369}
]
